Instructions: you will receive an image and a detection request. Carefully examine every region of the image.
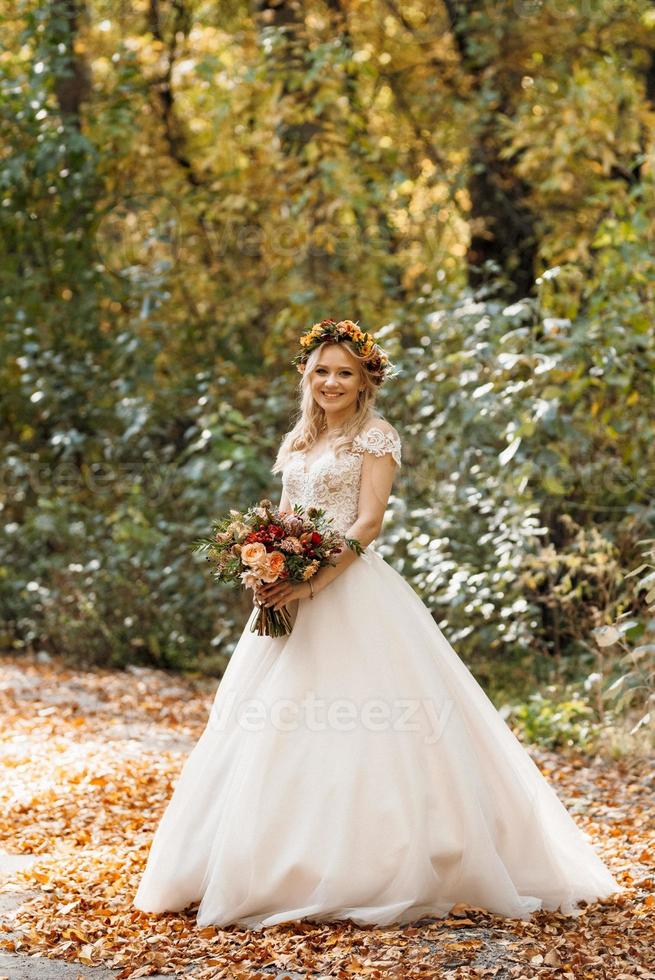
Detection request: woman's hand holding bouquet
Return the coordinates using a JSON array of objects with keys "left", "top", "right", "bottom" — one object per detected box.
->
[
  {"left": 193, "top": 499, "right": 363, "bottom": 637},
  {"left": 252, "top": 575, "right": 310, "bottom": 611}
]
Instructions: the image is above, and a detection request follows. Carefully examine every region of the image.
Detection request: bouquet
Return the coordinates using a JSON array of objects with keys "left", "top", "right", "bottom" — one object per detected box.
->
[{"left": 193, "top": 498, "right": 363, "bottom": 637}]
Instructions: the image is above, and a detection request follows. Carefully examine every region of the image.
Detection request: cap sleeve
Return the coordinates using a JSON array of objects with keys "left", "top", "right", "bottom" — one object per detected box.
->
[{"left": 351, "top": 425, "right": 401, "bottom": 468}]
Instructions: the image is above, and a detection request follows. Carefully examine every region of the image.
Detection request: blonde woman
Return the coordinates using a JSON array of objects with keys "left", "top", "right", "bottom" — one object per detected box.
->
[{"left": 134, "top": 319, "right": 623, "bottom": 931}]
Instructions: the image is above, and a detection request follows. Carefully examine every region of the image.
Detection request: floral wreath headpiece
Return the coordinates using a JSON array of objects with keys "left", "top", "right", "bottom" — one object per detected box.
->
[{"left": 291, "top": 318, "right": 394, "bottom": 387}]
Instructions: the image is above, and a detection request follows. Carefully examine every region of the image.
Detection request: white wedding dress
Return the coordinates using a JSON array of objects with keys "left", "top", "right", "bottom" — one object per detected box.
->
[{"left": 133, "top": 425, "right": 623, "bottom": 930}]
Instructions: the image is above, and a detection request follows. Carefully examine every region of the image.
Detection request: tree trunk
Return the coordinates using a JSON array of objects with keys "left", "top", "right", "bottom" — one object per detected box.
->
[
  {"left": 50, "top": 0, "right": 90, "bottom": 128},
  {"left": 443, "top": 0, "right": 540, "bottom": 300}
]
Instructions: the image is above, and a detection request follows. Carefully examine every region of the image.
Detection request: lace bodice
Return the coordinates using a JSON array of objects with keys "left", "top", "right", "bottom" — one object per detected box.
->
[{"left": 282, "top": 425, "right": 402, "bottom": 536}]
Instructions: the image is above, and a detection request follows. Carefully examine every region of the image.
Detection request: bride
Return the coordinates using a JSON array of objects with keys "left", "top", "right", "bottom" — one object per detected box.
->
[{"left": 133, "top": 318, "right": 623, "bottom": 930}]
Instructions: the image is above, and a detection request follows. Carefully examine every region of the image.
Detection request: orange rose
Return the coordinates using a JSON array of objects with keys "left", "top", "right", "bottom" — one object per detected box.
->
[
  {"left": 267, "top": 551, "right": 286, "bottom": 575},
  {"left": 241, "top": 542, "right": 267, "bottom": 566}
]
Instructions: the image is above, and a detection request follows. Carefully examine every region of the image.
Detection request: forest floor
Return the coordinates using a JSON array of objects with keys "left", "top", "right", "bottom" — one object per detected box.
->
[{"left": 0, "top": 653, "right": 652, "bottom": 980}]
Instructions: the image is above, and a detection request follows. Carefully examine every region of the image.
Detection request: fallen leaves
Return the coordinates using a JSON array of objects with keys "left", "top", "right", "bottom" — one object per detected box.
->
[{"left": 0, "top": 653, "right": 653, "bottom": 979}]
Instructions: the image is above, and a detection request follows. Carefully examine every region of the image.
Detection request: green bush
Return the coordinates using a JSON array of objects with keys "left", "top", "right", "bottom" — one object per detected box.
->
[{"left": 499, "top": 685, "right": 601, "bottom": 752}]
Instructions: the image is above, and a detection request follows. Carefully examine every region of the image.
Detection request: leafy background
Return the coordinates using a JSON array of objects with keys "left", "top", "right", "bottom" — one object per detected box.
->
[{"left": 1, "top": 0, "right": 654, "bottom": 754}]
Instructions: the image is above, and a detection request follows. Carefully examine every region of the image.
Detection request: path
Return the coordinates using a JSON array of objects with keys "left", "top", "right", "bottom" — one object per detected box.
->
[{"left": 0, "top": 654, "right": 652, "bottom": 979}]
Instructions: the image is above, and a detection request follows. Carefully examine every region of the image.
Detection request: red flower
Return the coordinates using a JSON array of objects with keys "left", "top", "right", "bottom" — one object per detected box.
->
[
  {"left": 311, "top": 532, "right": 322, "bottom": 544},
  {"left": 246, "top": 530, "right": 270, "bottom": 544}
]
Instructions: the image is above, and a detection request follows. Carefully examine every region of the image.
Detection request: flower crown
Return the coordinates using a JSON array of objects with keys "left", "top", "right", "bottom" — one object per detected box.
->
[{"left": 291, "top": 318, "right": 393, "bottom": 387}]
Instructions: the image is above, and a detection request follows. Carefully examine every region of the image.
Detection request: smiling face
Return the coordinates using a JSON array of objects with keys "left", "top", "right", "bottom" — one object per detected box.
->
[{"left": 308, "top": 343, "right": 364, "bottom": 421}]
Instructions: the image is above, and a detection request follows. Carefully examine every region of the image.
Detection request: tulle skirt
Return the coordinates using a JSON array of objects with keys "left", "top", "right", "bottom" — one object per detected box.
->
[{"left": 133, "top": 546, "right": 624, "bottom": 929}]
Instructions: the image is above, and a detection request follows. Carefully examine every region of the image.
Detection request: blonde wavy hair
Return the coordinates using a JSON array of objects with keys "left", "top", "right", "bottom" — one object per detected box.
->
[{"left": 271, "top": 340, "right": 388, "bottom": 476}]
